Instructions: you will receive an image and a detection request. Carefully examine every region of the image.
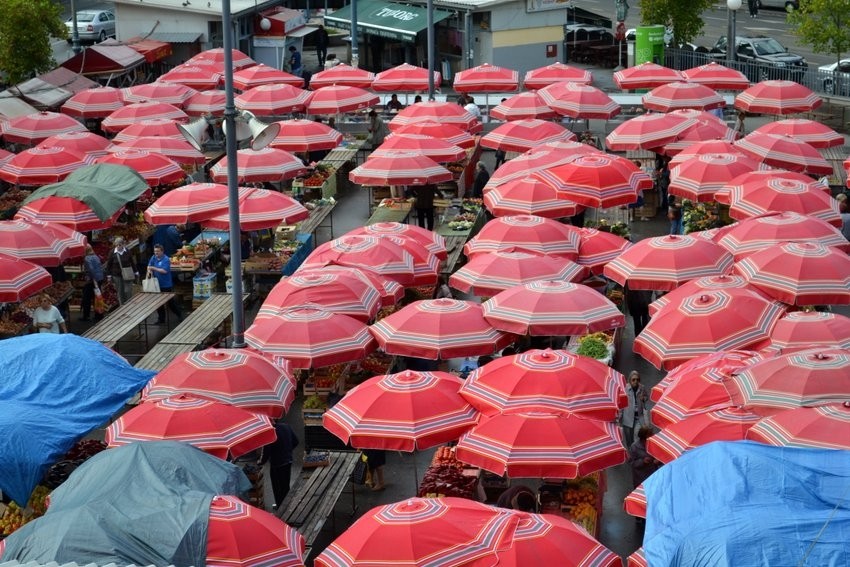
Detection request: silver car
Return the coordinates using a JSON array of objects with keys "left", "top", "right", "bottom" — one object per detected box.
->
[
  {"left": 819, "top": 59, "right": 850, "bottom": 96},
  {"left": 66, "top": 10, "right": 116, "bottom": 43}
]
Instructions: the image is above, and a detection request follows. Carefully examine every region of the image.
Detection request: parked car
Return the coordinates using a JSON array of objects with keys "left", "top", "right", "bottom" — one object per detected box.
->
[
  {"left": 710, "top": 35, "right": 807, "bottom": 81},
  {"left": 66, "top": 10, "right": 115, "bottom": 43},
  {"left": 757, "top": 0, "right": 799, "bottom": 12},
  {"left": 819, "top": 59, "right": 850, "bottom": 96}
]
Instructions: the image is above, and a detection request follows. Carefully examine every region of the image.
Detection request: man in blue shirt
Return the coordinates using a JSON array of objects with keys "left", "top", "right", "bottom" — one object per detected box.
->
[
  {"left": 288, "top": 45, "right": 302, "bottom": 78},
  {"left": 153, "top": 224, "right": 184, "bottom": 257},
  {"left": 147, "top": 244, "right": 183, "bottom": 324}
]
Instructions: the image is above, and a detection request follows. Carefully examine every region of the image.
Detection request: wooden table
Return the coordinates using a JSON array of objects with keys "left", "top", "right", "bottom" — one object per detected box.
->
[
  {"left": 434, "top": 209, "right": 486, "bottom": 275},
  {"left": 159, "top": 293, "right": 242, "bottom": 346},
  {"left": 295, "top": 202, "right": 337, "bottom": 242},
  {"left": 135, "top": 343, "right": 197, "bottom": 372},
  {"left": 81, "top": 292, "right": 175, "bottom": 350},
  {"left": 366, "top": 203, "right": 412, "bottom": 225}
]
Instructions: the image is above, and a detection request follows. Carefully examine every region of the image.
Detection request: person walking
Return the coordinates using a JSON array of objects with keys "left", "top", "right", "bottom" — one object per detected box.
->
[
  {"left": 80, "top": 244, "right": 104, "bottom": 322},
  {"left": 620, "top": 371, "right": 648, "bottom": 447},
  {"left": 259, "top": 420, "right": 300, "bottom": 509},
  {"left": 472, "top": 162, "right": 489, "bottom": 199},
  {"left": 363, "top": 449, "right": 387, "bottom": 491},
  {"left": 105, "top": 237, "right": 138, "bottom": 306},
  {"left": 413, "top": 183, "right": 438, "bottom": 230},
  {"left": 747, "top": 0, "right": 758, "bottom": 18},
  {"left": 288, "top": 45, "right": 302, "bottom": 78},
  {"left": 315, "top": 25, "right": 329, "bottom": 69},
  {"left": 32, "top": 294, "right": 67, "bottom": 334},
  {"left": 624, "top": 284, "right": 652, "bottom": 337},
  {"left": 147, "top": 244, "right": 183, "bottom": 324},
  {"left": 668, "top": 195, "right": 684, "bottom": 235},
  {"left": 366, "top": 109, "right": 386, "bottom": 149},
  {"left": 629, "top": 426, "right": 662, "bottom": 488}
]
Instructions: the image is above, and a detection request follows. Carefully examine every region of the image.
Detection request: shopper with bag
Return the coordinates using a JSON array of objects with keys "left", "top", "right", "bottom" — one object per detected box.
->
[
  {"left": 146, "top": 244, "right": 182, "bottom": 324},
  {"left": 80, "top": 244, "right": 105, "bottom": 322},
  {"left": 620, "top": 370, "right": 649, "bottom": 447},
  {"left": 105, "top": 237, "right": 138, "bottom": 305}
]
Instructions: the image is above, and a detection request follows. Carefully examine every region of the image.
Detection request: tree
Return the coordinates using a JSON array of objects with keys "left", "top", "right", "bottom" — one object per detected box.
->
[
  {"left": 788, "top": 0, "right": 850, "bottom": 64},
  {"left": 0, "top": 0, "right": 66, "bottom": 85},
  {"left": 639, "top": 0, "right": 715, "bottom": 46}
]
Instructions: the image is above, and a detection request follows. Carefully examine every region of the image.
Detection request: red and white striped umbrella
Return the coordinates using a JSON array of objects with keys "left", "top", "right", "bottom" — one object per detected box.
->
[
  {"left": 734, "top": 80, "right": 821, "bottom": 115},
  {"left": 261, "top": 270, "right": 382, "bottom": 322},
  {"left": 577, "top": 228, "right": 633, "bottom": 275},
  {"left": 96, "top": 150, "right": 186, "bottom": 186},
  {"left": 716, "top": 211, "right": 850, "bottom": 259},
  {"left": 614, "top": 62, "right": 684, "bottom": 90},
  {"left": 628, "top": 548, "right": 649, "bottom": 567},
  {"left": 371, "top": 134, "right": 466, "bottom": 163},
  {"left": 752, "top": 119, "right": 844, "bottom": 149},
  {"left": 746, "top": 403, "right": 850, "bottom": 450},
  {"left": 765, "top": 311, "right": 850, "bottom": 353},
  {"left": 391, "top": 122, "right": 476, "bottom": 148},
  {"left": 668, "top": 153, "right": 763, "bottom": 202},
  {"left": 210, "top": 147, "right": 307, "bottom": 184},
  {"left": 455, "top": 411, "right": 627, "bottom": 478},
  {"left": 348, "top": 222, "right": 447, "bottom": 260},
  {"left": 60, "top": 86, "right": 124, "bottom": 119},
  {"left": 369, "top": 298, "right": 516, "bottom": 359},
  {"left": 453, "top": 63, "right": 519, "bottom": 93},
  {"left": 642, "top": 82, "right": 725, "bottom": 112},
  {"left": 322, "top": 370, "right": 479, "bottom": 451},
  {"left": 668, "top": 108, "right": 727, "bottom": 126},
  {"left": 371, "top": 63, "right": 441, "bottom": 92},
  {"left": 122, "top": 82, "right": 198, "bottom": 107},
  {"left": 483, "top": 176, "right": 583, "bottom": 219},
  {"left": 0, "top": 219, "right": 86, "bottom": 266},
  {"left": 648, "top": 274, "right": 766, "bottom": 317},
  {"left": 0, "top": 146, "right": 93, "bottom": 186},
  {"left": 15, "top": 196, "right": 121, "bottom": 232},
  {"left": 304, "top": 235, "right": 416, "bottom": 284},
  {"left": 647, "top": 408, "right": 762, "bottom": 463},
  {"left": 159, "top": 65, "right": 222, "bottom": 90},
  {"left": 724, "top": 171, "right": 841, "bottom": 227},
  {"left": 114, "top": 136, "right": 205, "bottom": 166},
  {"left": 388, "top": 102, "right": 482, "bottom": 133},
  {"left": 105, "top": 394, "right": 275, "bottom": 459},
  {"left": 203, "top": 187, "right": 308, "bottom": 231},
  {"left": 113, "top": 118, "right": 185, "bottom": 142},
  {"left": 480, "top": 119, "right": 575, "bottom": 153},
  {"left": 295, "top": 265, "right": 404, "bottom": 307},
  {"left": 681, "top": 61, "right": 749, "bottom": 90},
  {"left": 0, "top": 252, "right": 52, "bottom": 302},
  {"left": 1, "top": 111, "right": 87, "bottom": 145},
  {"left": 232, "top": 63, "right": 304, "bottom": 90},
  {"left": 143, "top": 182, "right": 230, "bottom": 225},
  {"left": 269, "top": 119, "right": 343, "bottom": 152},
  {"left": 488, "top": 148, "right": 596, "bottom": 189},
  {"left": 605, "top": 113, "right": 696, "bottom": 151},
  {"left": 668, "top": 140, "right": 743, "bottom": 165},
  {"left": 245, "top": 307, "right": 378, "bottom": 369},
  {"left": 450, "top": 251, "right": 587, "bottom": 297},
  {"left": 533, "top": 153, "right": 651, "bottom": 208},
  {"left": 734, "top": 132, "right": 832, "bottom": 175},
  {"left": 633, "top": 289, "right": 786, "bottom": 370},
  {"left": 310, "top": 64, "right": 375, "bottom": 89},
  {"left": 604, "top": 235, "right": 734, "bottom": 292},
  {"left": 189, "top": 48, "right": 255, "bottom": 70},
  {"left": 661, "top": 122, "right": 739, "bottom": 156},
  {"left": 523, "top": 63, "right": 592, "bottom": 89},
  {"left": 101, "top": 102, "right": 188, "bottom": 133},
  {"left": 349, "top": 153, "right": 452, "bottom": 186},
  {"left": 305, "top": 85, "right": 379, "bottom": 115},
  {"left": 184, "top": 90, "right": 227, "bottom": 117},
  {"left": 38, "top": 131, "right": 113, "bottom": 157},
  {"left": 377, "top": 232, "right": 444, "bottom": 286},
  {"left": 482, "top": 281, "right": 625, "bottom": 337},
  {"left": 464, "top": 215, "right": 580, "bottom": 258},
  {"left": 234, "top": 84, "right": 310, "bottom": 116},
  {"left": 487, "top": 92, "right": 559, "bottom": 121},
  {"left": 539, "top": 82, "right": 621, "bottom": 120}
]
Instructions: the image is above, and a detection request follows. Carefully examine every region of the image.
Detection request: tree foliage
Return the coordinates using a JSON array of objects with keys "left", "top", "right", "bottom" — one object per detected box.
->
[
  {"left": 0, "top": 0, "right": 66, "bottom": 85},
  {"left": 639, "top": 0, "right": 715, "bottom": 46},
  {"left": 788, "top": 0, "right": 850, "bottom": 64}
]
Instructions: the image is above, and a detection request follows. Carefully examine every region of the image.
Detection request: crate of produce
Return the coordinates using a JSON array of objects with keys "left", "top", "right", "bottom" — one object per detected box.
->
[
  {"left": 303, "top": 450, "right": 331, "bottom": 468},
  {"left": 192, "top": 273, "right": 216, "bottom": 299}
]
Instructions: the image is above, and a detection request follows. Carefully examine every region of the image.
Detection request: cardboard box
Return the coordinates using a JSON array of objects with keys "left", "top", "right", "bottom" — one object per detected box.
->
[{"left": 192, "top": 273, "right": 216, "bottom": 299}]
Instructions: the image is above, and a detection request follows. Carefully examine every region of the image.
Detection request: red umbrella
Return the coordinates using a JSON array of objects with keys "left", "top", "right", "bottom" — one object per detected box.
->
[
  {"left": 184, "top": 90, "right": 227, "bottom": 117},
  {"left": 15, "top": 196, "right": 121, "bottom": 232},
  {"left": 349, "top": 153, "right": 453, "bottom": 187},
  {"left": 533, "top": 154, "right": 651, "bottom": 208},
  {"left": 464, "top": 215, "right": 580, "bottom": 258},
  {"left": 733, "top": 242, "right": 850, "bottom": 306},
  {"left": 115, "top": 137, "right": 206, "bottom": 166},
  {"left": 60, "top": 86, "right": 124, "bottom": 118},
  {"left": 143, "top": 182, "right": 230, "bottom": 224},
  {"left": 488, "top": 92, "right": 558, "bottom": 121},
  {"left": 646, "top": 408, "right": 762, "bottom": 463},
  {"left": 633, "top": 289, "right": 786, "bottom": 370},
  {"left": 310, "top": 64, "right": 375, "bottom": 88},
  {"left": 0, "top": 146, "right": 94, "bottom": 186},
  {"left": 113, "top": 118, "right": 185, "bottom": 142},
  {"left": 668, "top": 108, "right": 727, "bottom": 125},
  {"left": 304, "top": 235, "right": 415, "bottom": 284},
  {"left": 95, "top": 150, "right": 186, "bottom": 186},
  {"left": 388, "top": 102, "right": 482, "bottom": 133},
  {"left": 0, "top": 252, "right": 52, "bottom": 302},
  {"left": 261, "top": 270, "right": 382, "bottom": 322},
  {"left": 483, "top": 176, "right": 583, "bottom": 219},
  {"left": 716, "top": 211, "right": 850, "bottom": 259},
  {"left": 523, "top": 63, "right": 592, "bottom": 89},
  {"left": 482, "top": 281, "right": 625, "bottom": 338},
  {"left": 614, "top": 62, "right": 684, "bottom": 90},
  {"left": 668, "top": 153, "right": 762, "bottom": 202},
  {"left": 764, "top": 311, "right": 850, "bottom": 353},
  {"left": 295, "top": 265, "right": 404, "bottom": 307},
  {"left": 753, "top": 119, "right": 844, "bottom": 149},
  {"left": 481, "top": 119, "right": 575, "bottom": 153},
  {"left": 305, "top": 85, "right": 379, "bottom": 115},
  {"left": 735, "top": 80, "right": 821, "bottom": 115},
  {"left": 372, "top": 63, "right": 441, "bottom": 92},
  {"left": 391, "top": 122, "right": 476, "bottom": 148},
  {"left": 105, "top": 394, "right": 276, "bottom": 459},
  {"left": 459, "top": 348, "right": 626, "bottom": 421},
  {"left": 232, "top": 63, "right": 304, "bottom": 89},
  {"left": 235, "top": 84, "right": 310, "bottom": 116},
  {"left": 681, "top": 62, "right": 749, "bottom": 90},
  {"left": 245, "top": 307, "right": 378, "bottom": 369},
  {"left": 142, "top": 349, "right": 296, "bottom": 419},
  {"left": 372, "top": 134, "right": 466, "bottom": 163},
  {"left": 724, "top": 170, "right": 840, "bottom": 226},
  {"left": 642, "top": 82, "right": 725, "bottom": 112},
  {"left": 347, "top": 221, "right": 447, "bottom": 260},
  {"left": 369, "top": 298, "right": 516, "bottom": 359},
  {"left": 159, "top": 65, "right": 223, "bottom": 90},
  {"left": 101, "top": 102, "right": 188, "bottom": 133},
  {"left": 628, "top": 548, "right": 649, "bottom": 567},
  {"left": 668, "top": 140, "right": 743, "bottom": 165},
  {"left": 0, "top": 219, "right": 86, "bottom": 266},
  {"left": 323, "top": 370, "right": 478, "bottom": 451},
  {"left": 746, "top": 403, "right": 850, "bottom": 450},
  {"left": 451, "top": 251, "right": 586, "bottom": 297},
  {"left": 122, "top": 82, "right": 198, "bottom": 107},
  {"left": 189, "top": 48, "right": 255, "bottom": 70},
  {"left": 538, "top": 82, "right": 621, "bottom": 120},
  {"left": 206, "top": 495, "right": 305, "bottom": 567},
  {"left": 661, "top": 122, "right": 739, "bottom": 157},
  {"left": 488, "top": 149, "right": 587, "bottom": 189},
  {"left": 648, "top": 274, "right": 765, "bottom": 317},
  {"left": 39, "top": 131, "right": 113, "bottom": 157},
  {"left": 577, "top": 228, "right": 633, "bottom": 275},
  {"left": 376, "top": 234, "right": 440, "bottom": 286},
  {"left": 210, "top": 148, "right": 307, "bottom": 184},
  {"left": 203, "top": 187, "right": 308, "bottom": 231},
  {"left": 453, "top": 63, "right": 519, "bottom": 93},
  {"left": 269, "top": 119, "right": 343, "bottom": 152},
  {"left": 605, "top": 113, "right": 696, "bottom": 151},
  {"left": 734, "top": 132, "right": 832, "bottom": 175},
  {"left": 455, "top": 411, "right": 627, "bottom": 478},
  {"left": 2, "top": 111, "right": 87, "bottom": 145}
]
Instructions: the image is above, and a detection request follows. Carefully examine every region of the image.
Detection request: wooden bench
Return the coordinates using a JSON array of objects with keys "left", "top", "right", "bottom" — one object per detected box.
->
[
  {"left": 440, "top": 235, "right": 468, "bottom": 276},
  {"left": 135, "top": 343, "right": 197, "bottom": 372},
  {"left": 296, "top": 202, "right": 337, "bottom": 242},
  {"left": 82, "top": 292, "right": 175, "bottom": 350},
  {"left": 159, "top": 293, "right": 241, "bottom": 346},
  {"left": 276, "top": 450, "right": 360, "bottom": 556}
]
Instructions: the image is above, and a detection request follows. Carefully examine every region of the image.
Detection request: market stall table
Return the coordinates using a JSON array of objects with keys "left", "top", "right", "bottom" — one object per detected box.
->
[
  {"left": 365, "top": 199, "right": 413, "bottom": 225},
  {"left": 294, "top": 202, "right": 337, "bottom": 243},
  {"left": 158, "top": 293, "right": 245, "bottom": 346},
  {"left": 134, "top": 342, "right": 197, "bottom": 372},
  {"left": 435, "top": 208, "right": 486, "bottom": 275},
  {"left": 81, "top": 292, "right": 176, "bottom": 351}
]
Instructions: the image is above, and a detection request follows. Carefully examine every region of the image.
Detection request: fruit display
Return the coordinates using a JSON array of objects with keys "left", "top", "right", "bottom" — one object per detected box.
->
[
  {"left": 448, "top": 212, "right": 477, "bottom": 231},
  {"left": 0, "top": 501, "right": 27, "bottom": 535},
  {"left": 377, "top": 198, "right": 413, "bottom": 210},
  {"left": 358, "top": 352, "right": 393, "bottom": 376},
  {"left": 0, "top": 310, "right": 31, "bottom": 337},
  {"left": 21, "top": 282, "right": 73, "bottom": 310},
  {"left": 461, "top": 198, "right": 483, "bottom": 213},
  {"left": 446, "top": 162, "right": 465, "bottom": 177},
  {"left": 100, "top": 221, "right": 156, "bottom": 246},
  {"left": 606, "top": 288, "right": 624, "bottom": 310},
  {"left": 539, "top": 474, "right": 603, "bottom": 536},
  {"left": 0, "top": 188, "right": 32, "bottom": 219},
  {"left": 683, "top": 199, "right": 726, "bottom": 235}
]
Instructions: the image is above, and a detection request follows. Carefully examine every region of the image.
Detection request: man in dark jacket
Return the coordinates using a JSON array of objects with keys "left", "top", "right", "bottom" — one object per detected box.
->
[
  {"left": 413, "top": 184, "right": 438, "bottom": 230},
  {"left": 315, "top": 25, "right": 329, "bottom": 68},
  {"left": 259, "top": 420, "right": 300, "bottom": 509},
  {"left": 472, "top": 162, "right": 489, "bottom": 199},
  {"left": 625, "top": 284, "right": 653, "bottom": 337}
]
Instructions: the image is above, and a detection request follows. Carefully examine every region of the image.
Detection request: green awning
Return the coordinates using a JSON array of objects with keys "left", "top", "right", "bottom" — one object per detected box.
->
[{"left": 326, "top": 0, "right": 452, "bottom": 42}]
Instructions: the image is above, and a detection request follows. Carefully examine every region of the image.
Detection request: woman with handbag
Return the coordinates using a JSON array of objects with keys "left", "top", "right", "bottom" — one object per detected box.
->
[
  {"left": 80, "top": 244, "right": 105, "bottom": 322},
  {"left": 146, "top": 244, "right": 183, "bottom": 324},
  {"left": 105, "top": 237, "right": 138, "bottom": 305}
]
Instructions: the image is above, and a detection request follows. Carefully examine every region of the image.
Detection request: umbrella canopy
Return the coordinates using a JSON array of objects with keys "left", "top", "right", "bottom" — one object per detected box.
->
[
  {"left": 455, "top": 411, "right": 627, "bottom": 478},
  {"left": 113, "top": 118, "right": 185, "bottom": 142},
  {"left": 0, "top": 146, "right": 94, "bottom": 186},
  {"left": 159, "top": 65, "right": 223, "bottom": 90},
  {"left": 310, "top": 64, "right": 376, "bottom": 88},
  {"left": 605, "top": 113, "right": 696, "bottom": 151},
  {"left": 347, "top": 222, "right": 447, "bottom": 260},
  {"left": 115, "top": 136, "right": 206, "bottom": 166},
  {"left": 304, "top": 234, "right": 415, "bottom": 284},
  {"left": 0, "top": 252, "right": 52, "bottom": 302},
  {"left": 724, "top": 170, "right": 840, "bottom": 226},
  {"left": 614, "top": 62, "right": 684, "bottom": 90},
  {"left": 734, "top": 80, "right": 821, "bottom": 115},
  {"left": 533, "top": 153, "right": 650, "bottom": 208},
  {"left": 15, "top": 196, "right": 121, "bottom": 232},
  {"left": 603, "top": 235, "right": 734, "bottom": 291},
  {"left": 122, "top": 82, "right": 198, "bottom": 107},
  {"left": 746, "top": 403, "right": 850, "bottom": 450},
  {"left": 101, "top": 102, "right": 188, "bottom": 133},
  {"left": 371, "top": 134, "right": 466, "bottom": 163},
  {"left": 105, "top": 394, "right": 276, "bottom": 459},
  {"left": 538, "top": 82, "right": 620, "bottom": 120},
  {"left": 323, "top": 370, "right": 479, "bottom": 451},
  {"left": 245, "top": 307, "right": 377, "bottom": 369},
  {"left": 648, "top": 274, "right": 765, "bottom": 317},
  {"left": 143, "top": 182, "right": 230, "bottom": 224},
  {"left": 184, "top": 90, "right": 227, "bottom": 117},
  {"left": 733, "top": 242, "right": 850, "bottom": 305},
  {"left": 459, "top": 348, "right": 627, "bottom": 421},
  {"left": 668, "top": 153, "right": 763, "bottom": 203},
  {"left": 483, "top": 176, "right": 583, "bottom": 219},
  {"left": 188, "top": 48, "right": 255, "bottom": 69},
  {"left": 1, "top": 111, "right": 87, "bottom": 145},
  {"left": 661, "top": 126, "right": 739, "bottom": 157},
  {"left": 633, "top": 289, "right": 786, "bottom": 370},
  {"left": 371, "top": 63, "right": 441, "bottom": 92},
  {"left": 203, "top": 187, "right": 308, "bottom": 231},
  {"left": 489, "top": 92, "right": 559, "bottom": 121},
  {"left": 388, "top": 102, "right": 482, "bottom": 133},
  {"left": 480, "top": 119, "right": 575, "bottom": 153},
  {"left": 647, "top": 408, "right": 762, "bottom": 463},
  {"left": 752, "top": 119, "right": 844, "bottom": 149},
  {"left": 450, "top": 250, "right": 587, "bottom": 297},
  {"left": 39, "top": 131, "right": 113, "bottom": 157},
  {"left": 482, "top": 280, "right": 625, "bottom": 337},
  {"left": 206, "top": 495, "right": 306, "bottom": 567},
  {"left": 234, "top": 84, "right": 310, "bottom": 116},
  {"left": 295, "top": 265, "right": 404, "bottom": 307},
  {"left": 716, "top": 211, "right": 850, "bottom": 259},
  {"left": 269, "top": 119, "right": 343, "bottom": 152},
  {"left": 261, "top": 270, "right": 382, "bottom": 322},
  {"left": 305, "top": 85, "right": 379, "bottom": 115},
  {"left": 369, "top": 298, "right": 516, "bottom": 360},
  {"left": 95, "top": 150, "right": 186, "bottom": 186},
  {"left": 464, "top": 215, "right": 580, "bottom": 258},
  {"left": 576, "top": 228, "right": 633, "bottom": 275},
  {"left": 681, "top": 62, "right": 749, "bottom": 90},
  {"left": 376, "top": 233, "right": 440, "bottom": 286},
  {"left": 391, "top": 122, "right": 476, "bottom": 148},
  {"left": 349, "top": 153, "right": 453, "bottom": 187},
  {"left": 764, "top": 311, "right": 850, "bottom": 353},
  {"left": 142, "top": 349, "right": 296, "bottom": 419},
  {"left": 523, "top": 63, "right": 592, "bottom": 89},
  {"left": 60, "top": 86, "right": 124, "bottom": 118},
  {"left": 453, "top": 63, "right": 519, "bottom": 93},
  {"left": 487, "top": 149, "right": 589, "bottom": 188},
  {"left": 232, "top": 63, "right": 304, "bottom": 89},
  {"left": 642, "top": 82, "right": 725, "bottom": 112},
  {"left": 734, "top": 132, "right": 832, "bottom": 175},
  {"left": 210, "top": 148, "right": 307, "bottom": 184},
  {"left": 669, "top": 140, "right": 743, "bottom": 165}
]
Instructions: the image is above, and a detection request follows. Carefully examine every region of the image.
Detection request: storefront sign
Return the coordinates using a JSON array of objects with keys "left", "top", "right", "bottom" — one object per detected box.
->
[{"left": 527, "top": 0, "right": 573, "bottom": 14}]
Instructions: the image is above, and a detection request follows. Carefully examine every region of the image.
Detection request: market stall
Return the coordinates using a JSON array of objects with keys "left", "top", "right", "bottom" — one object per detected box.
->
[
  {"left": 0, "top": 281, "right": 75, "bottom": 338},
  {"left": 418, "top": 446, "right": 485, "bottom": 501},
  {"left": 434, "top": 201, "right": 487, "bottom": 275},
  {"left": 538, "top": 473, "right": 607, "bottom": 537}
]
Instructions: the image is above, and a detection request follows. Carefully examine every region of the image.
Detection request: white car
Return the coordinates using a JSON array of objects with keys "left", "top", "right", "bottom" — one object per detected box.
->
[
  {"left": 66, "top": 10, "right": 116, "bottom": 43},
  {"left": 818, "top": 59, "right": 850, "bottom": 96}
]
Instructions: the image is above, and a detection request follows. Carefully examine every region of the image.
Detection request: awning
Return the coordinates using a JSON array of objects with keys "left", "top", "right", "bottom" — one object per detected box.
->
[
  {"left": 10, "top": 68, "right": 98, "bottom": 109},
  {"left": 326, "top": 0, "right": 452, "bottom": 42},
  {"left": 124, "top": 37, "right": 173, "bottom": 63},
  {"left": 0, "top": 95, "right": 39, "bottom": 120},
  {"left": 148, "top": 32, "right": 204, "bottom": 44},
  {"left": 61, "top": 44, "right": 145, "bottom": 77},
  {"left": 287, "top": 25, "right": 318, "bottom": 38}
]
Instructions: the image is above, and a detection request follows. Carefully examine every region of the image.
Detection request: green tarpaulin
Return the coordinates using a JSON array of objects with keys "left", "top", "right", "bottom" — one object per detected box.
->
[{"left": 325, "top": 0, "right": 452, "bottom": 42}]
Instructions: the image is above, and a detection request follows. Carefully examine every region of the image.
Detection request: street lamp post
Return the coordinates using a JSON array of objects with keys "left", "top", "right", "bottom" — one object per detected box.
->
[
  {"left": 726, "top": 0, "right": 742, "bottom": 64},
  {"left": 70, "top": 0, "right": 81, "bottom": 55}
]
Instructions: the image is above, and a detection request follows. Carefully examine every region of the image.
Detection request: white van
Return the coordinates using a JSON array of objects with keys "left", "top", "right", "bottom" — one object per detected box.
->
[{"left": 757, "top": 0, "right": 798, "bottom": 12}]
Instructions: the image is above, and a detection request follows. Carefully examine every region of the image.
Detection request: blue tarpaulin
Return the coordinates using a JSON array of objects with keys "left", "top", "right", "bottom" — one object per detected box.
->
[
  {"left": 643, "top": 441, "right": 850, "bottom": 567},
  {"left": 0, "top": 334, "right": 154, "bottom": 505}
]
